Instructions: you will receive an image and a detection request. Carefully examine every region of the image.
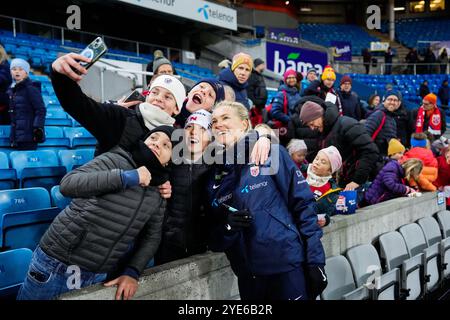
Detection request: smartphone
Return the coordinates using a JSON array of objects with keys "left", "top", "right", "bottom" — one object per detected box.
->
[
  {"left": 124, "top": 90, "right": 146, "bottom": 103},
  {"left": 77, "top": 37, "right": 108, "bottom": 72}
]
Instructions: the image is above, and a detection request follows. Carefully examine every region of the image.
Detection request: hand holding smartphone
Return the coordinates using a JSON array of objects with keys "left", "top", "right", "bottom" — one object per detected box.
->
[
  {"left": 124, "top": 90, "right": 146, "bottom": 103},
  {"left": 75, "top": 37, "right": 108, "bottom": 74}
]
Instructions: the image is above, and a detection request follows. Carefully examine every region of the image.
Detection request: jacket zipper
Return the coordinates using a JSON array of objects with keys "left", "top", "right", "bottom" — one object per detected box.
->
[
  {"left": 185, "top": 164, "right": 193, "bottom": 253},
  {"left": 97, "top": 188, "right": 147, "bottom": 271}
]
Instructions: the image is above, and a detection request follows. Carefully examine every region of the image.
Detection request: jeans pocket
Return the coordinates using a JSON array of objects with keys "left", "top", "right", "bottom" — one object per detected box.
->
[{"left": 27, "top": 262, "right": 53, "bottom": 285}]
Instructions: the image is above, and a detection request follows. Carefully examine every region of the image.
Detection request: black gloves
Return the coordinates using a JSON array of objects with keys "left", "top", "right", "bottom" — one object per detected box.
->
[
  {"left": 33, "top": 127, "right": 45, "bottom": 143},
  {"left": 225, "top": 209, "right": 253, "bottom": 233},
  {"left": 306, "top": 265, "right": 328, "bottom": 300}
]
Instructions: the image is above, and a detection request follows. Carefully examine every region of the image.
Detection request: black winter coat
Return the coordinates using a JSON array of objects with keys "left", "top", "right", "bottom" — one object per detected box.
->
[
  {"left": 303, "top": 80, "right": 342, "bottom": 113},
  {"left": 7, "top": 78, "right": 46, "bottom": 149},
  {"left": 156, "top": 160, "right": 212, "bottom": 264},
  {"left": 247, "top": 70, "right": 267, "bottom": 108},
  {"left": 339, "top": 89, "right": 364, "bottom": 121},
  {"left": 0, "top": 60, "right": 12, "bottom": 124},
  {"left": 317, "top": 104, "right": 380, "bottom": 186},
  {"left": 364, "top": 106, "right": 398, "bottom": 156},
  {"left": 392, "top": 104, "right": 413, "bottom": 147},
  {"left": 51, "top": 71, "right": 152, "bottom": 156},
  {"left": 287, "top": 95, "right": 325, "bottom": 161}
]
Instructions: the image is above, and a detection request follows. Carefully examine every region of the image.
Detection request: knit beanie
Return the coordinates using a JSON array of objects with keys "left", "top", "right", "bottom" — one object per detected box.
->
[
  {"left": 340, "top": 75, "right": 352, "bottom": 85},
  {"left": 150, "top": 75, "right": 186, "bottom": 111},
  {"left": 321, "top": 65, "right": 336, "bottom": 81},
  {"left": 299, "top": 101, "right": 324, "bottom": 124},
  {"left": 318, "top": 146, "right": 342, "bottom": 174},
  {"left": 423, "top": 93, "right": 437, "bottom": 105},
  {"left": 284, "top": 69, "right": 297, "bottom": 82},
  {"left": 388, "top": 139, "right": 406, "bottom": 156},
  {"left": 153, "top": 57, "right": 172, "bottom": 74},
  {"left": 185, "top": 109, "right": 212, "bottom": 134},
  {"left": 10, "top": 58, "right": 30, "bottom": 74},
  {"left": 384, "top": 90, "right": 402, "bottom": 102},
  {"left": 306, "top": 67, "right": 317, "bottom": 76},
  {"left": 192, "top": 78, "right": 225, "bottom": 103},
  {"left": 231, "top": 52, "right": 253, "bottom": 71}
]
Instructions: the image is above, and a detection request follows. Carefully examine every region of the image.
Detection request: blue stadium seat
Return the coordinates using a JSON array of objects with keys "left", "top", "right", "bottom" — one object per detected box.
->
[
  {"left": 50, "top": 185, "right": 71, "bottom": 210},
  {"left": 0, "top": 125, "right": 10, "bottom": 148},
  {"left": 0, "top": 187, "right": 57, "bottom": 251},
  {"left": 10, "top": 150, "right": 67, "bottom": 191},
  {"left": 63, "top": 127, "right": 97, "bottom": 149},
  {"left": 0, "top": 151, "right": 17, "bottom": 191},
  {"left": 0, "top": 248, "right": 33, "bottom": 298},
  {"left": 45, "top": 109, "right": 72, "bottom": 127},
  {"left": 58, "top": 149, "right": 94, "bottom": 172},
  {"left": 38, "top": 126, "right": 71, "bottom": 150}
]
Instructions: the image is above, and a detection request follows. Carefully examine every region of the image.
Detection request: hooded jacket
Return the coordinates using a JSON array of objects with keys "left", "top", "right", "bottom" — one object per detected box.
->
[
  {"left": 207, "top": 132, "right": 325, "bottom": 276},
  {"left": 39, "top": 146, "right": 166, "bottom": 275},
  {"left": 218, "top": 68, "right": 250, "bottom": 109},
  {"left": 7, "top": 77, "right": 46, "bottom": 149},
  {"left": 270, "top": 84, "right": 301, "bottom": 124},
  {"left": 364, "top": 160, "right": 408, "bottom": 205}
]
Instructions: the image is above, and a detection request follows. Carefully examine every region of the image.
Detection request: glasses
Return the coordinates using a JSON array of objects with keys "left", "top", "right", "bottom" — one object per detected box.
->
[{"left": 386, "top": 98, "right": 399, "bottom": 102}]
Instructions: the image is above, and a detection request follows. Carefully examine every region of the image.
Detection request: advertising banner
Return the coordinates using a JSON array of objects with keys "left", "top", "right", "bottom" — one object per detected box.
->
[
  {"left": 331, "top": 41, "right": 352, "bottom": 61},
  {"left": 267, "top": 27, "right": 300, "bottom": 45}
]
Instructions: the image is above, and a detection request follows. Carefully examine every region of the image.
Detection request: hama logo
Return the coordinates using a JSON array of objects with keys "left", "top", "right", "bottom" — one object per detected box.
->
[
  {"left": 198, "top": 5, "right": 210, "bottom": 19},
  {"left": 273, "top": 50, "right": 323, "bottom": 76}
]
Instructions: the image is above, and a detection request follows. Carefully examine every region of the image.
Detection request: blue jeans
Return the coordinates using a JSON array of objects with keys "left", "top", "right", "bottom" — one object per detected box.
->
[{"left": 17, "top": 246, "right": 107, "bottom": 300}]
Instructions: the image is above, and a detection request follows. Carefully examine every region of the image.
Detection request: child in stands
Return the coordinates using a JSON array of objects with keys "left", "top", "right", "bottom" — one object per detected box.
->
[
  {"left": 287, "top": 139, "right": 308, "bottom": 173},
  {"left": 7, "top": 58, "right": 46, "bottom": 150},
  {"left": 365, "top": 158, "right": 422, "bottom": 205},
  {"left": 305, "top": 146, "right": 343, "bottom": 227},
  {"left": 387, "top": 139, "right": 406, "bottom": 161}
]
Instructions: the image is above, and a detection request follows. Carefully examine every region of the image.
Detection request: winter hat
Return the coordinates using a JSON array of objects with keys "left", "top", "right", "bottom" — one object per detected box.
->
[
  {"left": 318, "top": 146, "right": 342, "bottom": 174},
  {"left": 231, "top": 52, "right": 253, "bottom": 72},
  {"left": 388, "top": 139, "right": 406, "bottom": 156},
  {"left": 192, "top": 78, "right": 225, "bottom": 102},
  {"left": 287, "top": 139, "right": 307, "bottom": 155},
  {"left": 153, "top": 50, "right": 164, "bottom": 59},
  {"left": 149, "top": 75, "right": 186, "bottom": 111},
  {"left": 218, "top": 59, "right": 231, "bottom": 69},
  {"left": 340, "top": 75, "right": 352, "bottom": 85},
  {"left": 185, "top": 109, "right": 212, "bottom": 133},
  {"left": 144, "top": 125, "right": 176, "bottom": 145},
  {"left": 410, "top": 136, "right": 428, "bottom": 148},
  {"left": 253, "top": 58, "right": 264, "bottom": 68},
  {"left": 306, "top": 67, "right": 317, "bottom": 76},
  {"left": 299, "top": 101, "right": 324, "bottom": 124},
  {"left": 153, "top": 57, "right": 172, "bottom": 74},
  {"left": 283, "top": 69, "right": 297, "bottom": 82},
  {"left": 384, "top": 90, "right": 402, "bottom": 101},
  {"left": 10, "top": 58, "right": 30, "bottom": 74},
  {"left": 321, "top": 65, "right": 336, "bottom": 81},
  {"left": 423, "top": 93, "right": 437, "bottom": 105}
]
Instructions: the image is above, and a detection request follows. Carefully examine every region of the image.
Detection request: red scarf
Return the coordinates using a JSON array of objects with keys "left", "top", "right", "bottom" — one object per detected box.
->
[{"left": 416, "top": 106, "right": 442, "bottom": 136}]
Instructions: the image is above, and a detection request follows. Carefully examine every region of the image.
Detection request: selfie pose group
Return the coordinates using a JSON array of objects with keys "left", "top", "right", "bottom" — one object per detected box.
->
[{"left": 15, "top": 35, "right": 444, "bottom": 301}]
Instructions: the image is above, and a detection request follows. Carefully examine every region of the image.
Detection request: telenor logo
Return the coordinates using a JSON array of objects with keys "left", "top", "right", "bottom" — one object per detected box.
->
[{"left": 198, "top": 5, "right": 210, "bottom": 20}]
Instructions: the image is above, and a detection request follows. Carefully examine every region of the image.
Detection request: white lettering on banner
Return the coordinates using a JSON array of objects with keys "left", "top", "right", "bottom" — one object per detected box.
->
[
  {"left": 117, "top": 0, "right": 237, "bottom": 30},
  {"left": 335, "top": 46, "right": 351, "bottom": 55},
  {"left": 370, "top": 42, "right": 389, "bottom": 52},
  {"left": 273, "top": 50, "right": 323, "bottom": 76}
]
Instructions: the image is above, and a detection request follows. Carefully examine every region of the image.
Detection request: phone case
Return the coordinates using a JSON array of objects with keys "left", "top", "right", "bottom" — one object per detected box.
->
[
  {"left": 79, "top": 37, "right": 108, "bottom": 70},
  {"left": 125, "top": 90, "right": 145, "bottom": 103}
]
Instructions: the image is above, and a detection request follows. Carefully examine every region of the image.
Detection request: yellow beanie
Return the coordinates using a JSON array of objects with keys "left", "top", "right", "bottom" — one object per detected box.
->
[
  {"left": 321, "top": 65, "right": 336, "bottom": 81},
  {"left": 231, "top": 52, "right": 253, "bottom": 71},
  {"left": 388, "top": 138, "right": 406, "bottom": 156}
]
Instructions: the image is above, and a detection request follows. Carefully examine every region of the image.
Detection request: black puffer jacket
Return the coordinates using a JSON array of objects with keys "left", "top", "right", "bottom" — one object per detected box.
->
[
  {"left": 287, "top": 95, "right": 326, "bottom": 162},
  {"left": 392, "top": 104, "right": 413, "bottom": 147},
  {"left": 40, "top": 147, "right": 166, "bottom": 274},
  {"left": 339, "top": 90, "right": 364, "bottom": 121},
  {"left": 156, "top": 161, "right": 212, "bottom": 264},
  {"left": 247, "top": 70, "right": 267, "bottom": 108},
  {"left": 364, "top": 105, "right": 398, "bottom": 156},
  {"left": 317, "top": 104, "right": 380, "bottom": 186}
]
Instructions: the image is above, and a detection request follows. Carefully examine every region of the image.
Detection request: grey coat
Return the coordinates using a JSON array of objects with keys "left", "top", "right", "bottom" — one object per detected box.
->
[{"left": 39, "top": 146, "right": 166, "bottom": 274}]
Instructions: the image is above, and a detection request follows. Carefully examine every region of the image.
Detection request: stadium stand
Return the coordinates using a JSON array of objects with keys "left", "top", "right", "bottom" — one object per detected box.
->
[{"left": 0, "top": 248, "right": 32, "bottom": 298}]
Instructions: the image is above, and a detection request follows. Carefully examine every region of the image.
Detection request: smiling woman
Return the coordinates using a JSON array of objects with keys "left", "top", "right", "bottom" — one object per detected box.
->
[{"left": 207, "top": 100, "right": 327, "bottom": 301}]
